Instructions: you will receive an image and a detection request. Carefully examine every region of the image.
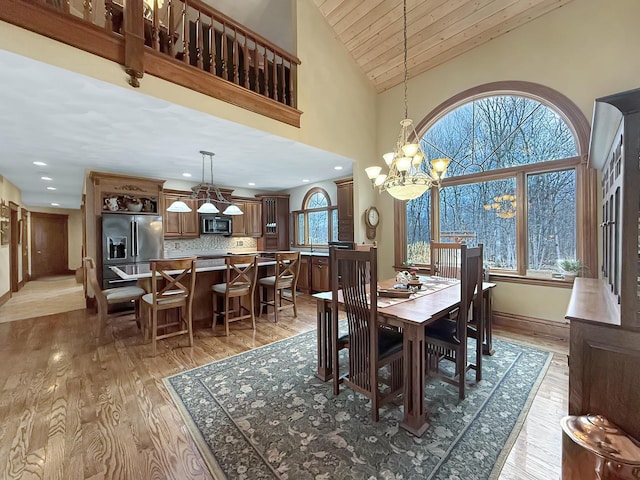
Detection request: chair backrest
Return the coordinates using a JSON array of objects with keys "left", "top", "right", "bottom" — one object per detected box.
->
[
  {"left": 430, "top": 242, "right": 463, "bottom": 279},
  {"left": 274, "top": 251, "right": 300, "bottom": 289},
  {"left": 83, "top": 256, "right": 107, "bottom": 309},
  {"left": 330, "top": 246, "right": 378, "bottom": 392},
  {"left": 149, "top": 257, "right": 197, "bottom": 305},
  {"left": 224, "top": 254, "right": 258, "bottom": 293},
  {"left": 458, "top": 244, "right": 484, "bottom": 331}
]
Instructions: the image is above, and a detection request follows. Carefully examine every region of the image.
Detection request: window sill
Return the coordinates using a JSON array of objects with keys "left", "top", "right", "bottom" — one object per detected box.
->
[{"left": 488, "top": 273, "right": 575, "bottom": 289}]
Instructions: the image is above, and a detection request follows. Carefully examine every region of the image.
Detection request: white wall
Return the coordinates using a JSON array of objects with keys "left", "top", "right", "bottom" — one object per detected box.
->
[{"left": 372, "top": 0, "right": 640, "bottom": 322}]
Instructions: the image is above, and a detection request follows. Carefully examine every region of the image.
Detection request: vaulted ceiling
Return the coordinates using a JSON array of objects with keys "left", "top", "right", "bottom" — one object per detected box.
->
[{"left": 313, "top": 0, "right": 575, "bottom": 92}]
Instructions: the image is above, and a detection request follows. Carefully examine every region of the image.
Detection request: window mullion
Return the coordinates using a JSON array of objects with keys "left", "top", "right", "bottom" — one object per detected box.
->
[
  {"left": 516, "top": 171, "right": 527, "bottom": 275},
  {"left": 431, "top": 187, "right": 440, "bottom": 242}
]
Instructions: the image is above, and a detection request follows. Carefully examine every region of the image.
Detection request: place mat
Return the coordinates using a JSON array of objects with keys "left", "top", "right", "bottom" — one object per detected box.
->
[{"left": 377, "top": 276, "right": 459, "bottom": 308}]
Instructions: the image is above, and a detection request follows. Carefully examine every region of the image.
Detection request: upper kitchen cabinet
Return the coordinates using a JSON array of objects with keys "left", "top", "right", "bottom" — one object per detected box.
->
[
  {"left": 335, "top": 178, "right": 354, "bottom": 241},
  {"left": 162, "top": 190, "right": 199, "bottom": 238},
  {"left": 231, "top": 198, "right": 262, "bottom": 237},
  {"left": 89, "top": 171, "right": 164, "bottom": 216},
  {"left": 257, "top": 194, "right": 289, "bottom": 251}
]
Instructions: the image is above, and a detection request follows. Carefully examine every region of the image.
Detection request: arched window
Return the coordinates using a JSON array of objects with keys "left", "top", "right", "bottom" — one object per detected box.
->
[
  {"left": 400, "top": 82, "right": 595, "bottom": 279},
  {"left": 293, "top": 188, "right": 338, "bottom": 246}
]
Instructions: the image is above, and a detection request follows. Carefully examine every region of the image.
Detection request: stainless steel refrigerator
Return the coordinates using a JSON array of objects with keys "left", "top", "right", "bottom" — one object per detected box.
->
[{"left": 102, "top": 213, "right": 163, "bottom": 288}]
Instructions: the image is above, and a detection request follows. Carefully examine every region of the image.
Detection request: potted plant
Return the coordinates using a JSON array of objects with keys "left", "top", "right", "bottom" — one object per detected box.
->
[{"left": 558, "top": 259, "right": 583, "bottom": 281}]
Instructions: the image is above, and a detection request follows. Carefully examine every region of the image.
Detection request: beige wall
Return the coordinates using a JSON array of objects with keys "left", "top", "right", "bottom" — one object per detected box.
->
[{"left": 373, "top": 0, "right": 640, "bottom": 321}]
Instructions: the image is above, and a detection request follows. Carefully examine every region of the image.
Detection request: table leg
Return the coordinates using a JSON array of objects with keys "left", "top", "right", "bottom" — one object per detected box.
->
[
  {"left": 316, "top": 298, "right": 333, "bottom": 381},
  {"left": 482, "top": 289, "right": 495, "bottom": 356},
  {"left": 400, "top": 323, "right": 429, "bottom": 437}
]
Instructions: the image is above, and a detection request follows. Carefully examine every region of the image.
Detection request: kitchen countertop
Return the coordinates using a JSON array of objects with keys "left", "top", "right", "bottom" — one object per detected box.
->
[{"left": 110, "top": 257, "right": 278, "bottom": 280}]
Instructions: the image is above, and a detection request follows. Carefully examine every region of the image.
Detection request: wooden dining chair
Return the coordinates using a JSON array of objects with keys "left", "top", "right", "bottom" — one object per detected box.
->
[
  {"left": 211, "top": 254, "right": 259, "bottom": 336},
  {"left": 425, "top": 244, "right": 484, "bottom": 400},
  {"left": 330, "top": 246, "right": 404, "bottom": 421},
  {"left": 258, "top": 251, "right": 301, "bottom": 323},
  {"left": 430, "top": 242, "right": 463, "bottom": 279},
  {"left": 141, "top": 257, "right": 197, "bottom": 356},
  {"left": 83, "top": 257, "right": 146, "bottom": 341}
]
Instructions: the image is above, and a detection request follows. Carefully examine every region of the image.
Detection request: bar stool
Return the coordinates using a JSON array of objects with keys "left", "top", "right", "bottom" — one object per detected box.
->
[
  {"left": 211, "top": 254, "right": 258, "bottom": 336},
  {"left": 259, "top": 251, "right": 301, "bottom": 323}
]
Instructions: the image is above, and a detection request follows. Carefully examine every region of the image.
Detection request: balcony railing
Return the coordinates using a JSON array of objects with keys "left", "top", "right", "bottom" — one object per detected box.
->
[{"left": 0, "top": 0, "right": 302, "bottom": 126}]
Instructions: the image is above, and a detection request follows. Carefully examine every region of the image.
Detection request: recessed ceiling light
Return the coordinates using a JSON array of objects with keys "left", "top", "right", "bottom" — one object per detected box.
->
[
  {"left": 182, "top": 173, "right": 192, "bottom": 177},
  {"left": 33, "top": 161, "right": 47, "bottom": 166},
  {"left": 41, "top": 176, "right": 52, "bottom": 181},
  {"left": 51, "top": 203, "right": 60, "bottom": 206},
  {"left": 248, "top": 182, "right": 256, "bottom": 186},
  {"left": 47, "top": 187, "right": 57, "bottom": 191},
  {"left": 302, "top": 179, "right": 310, "bottom": 183},
  {"left": 334, "top": 166, "right": 343, "bottom": 170}
]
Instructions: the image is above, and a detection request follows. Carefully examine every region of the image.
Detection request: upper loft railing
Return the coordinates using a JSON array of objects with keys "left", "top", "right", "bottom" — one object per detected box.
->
[{"left": 0, "top": 0, "right": 302, "bottom": 126}]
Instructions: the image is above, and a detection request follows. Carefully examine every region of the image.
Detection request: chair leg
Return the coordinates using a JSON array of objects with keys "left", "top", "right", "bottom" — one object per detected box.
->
[
  {"left": 292, "top": 289, "right": 298, "bottom": 318},
  {"left": 274, "top": 288, "right": 279, "bottom": 323},
  {"left": 225, "top": 295, "right": 230, "bottom": 336},
  {"left": 458, "top": 347, "right": 465, "bottom": 400},
  {"left": 249, "top": 292, "right": 256, "bottom": 331},
  {"left": 187, "top": 305, "right": 194, "bottom": 347},
  {"left": 212, "top": 293, "right": 218, "bottom": 331},
  {"left": 151, "top": 307, "right": 158, "bottom": 356}
]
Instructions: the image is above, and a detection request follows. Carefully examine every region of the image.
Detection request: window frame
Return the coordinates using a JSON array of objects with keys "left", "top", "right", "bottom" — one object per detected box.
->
[
  {"left": 395, "top": 81, "right": 596, "bottom": 282},
  {"left": 292, "top": 187, "right": 337, "bottom": 247}
]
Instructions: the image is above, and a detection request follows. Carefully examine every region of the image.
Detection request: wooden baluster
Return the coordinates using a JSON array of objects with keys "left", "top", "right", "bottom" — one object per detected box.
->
[
  {"left": 196, "top": 10, "right": 203, "bottom": 69},
  {"left": 272, "top": 50, "right": 277, "bottom": 101},
  {"left": 181, "top": 0, "right": 188, "bottom": 64},
  {"left": 278, "top": 57, "right": 284, "bottom": 104},
  {"left": 167, "top": 0, "right": 174, "bottom": 57},
  {"left": 221, "top": 22, "right": 227, "bottom": 79},
  {"left": 152, "top": 0, "right": 159, "bottom": 51},
  {"left": 232, "top": 29, "right": 239, "bottom": 84},
  {"left": 242, "top": 33, "right": 249, "bottom": 89},
  {"left": 250, "top": 38, "right": 258, "bottom": 92},
  {"left": 104, "top": 0, "right": 113, "bottom": 32},
  {"left": 289, "top": 62, "right": 296, "bottom": 108},
  {"left": 83, "top": 0, "right": 92, "bottom": 22},
  {"left": 262, "top": 47, "right": 268, "bottom": 97},
  {"left": 208, "top": 17, "right": 215, "bottom": 74}
]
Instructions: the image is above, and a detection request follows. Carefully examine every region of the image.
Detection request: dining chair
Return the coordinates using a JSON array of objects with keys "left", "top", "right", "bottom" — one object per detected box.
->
[
  {"left": 258, "top": 251, "right": 301, "bottom": 323},
  {"left": 83, "top": 257, "right": 146, "bottom": 341},
  {"left": 330, "top": 246, "right": 404, "bottom": 421},
  {"left": 430, "top": 241, "right": 463, "bottom": 279},
  {"left": 211, "top": 254, "right": 259, "bottom": 336},
  {"left": 141, "top": 257, "right": 197, "bottom": 356},
  {"left": 425, "top": 244, "right": 484, "bottom": 400}
]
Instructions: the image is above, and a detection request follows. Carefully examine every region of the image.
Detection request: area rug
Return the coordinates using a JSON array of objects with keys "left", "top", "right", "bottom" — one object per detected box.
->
[{"left": 164, "top": 330, "right": 552, "bottom": 480}]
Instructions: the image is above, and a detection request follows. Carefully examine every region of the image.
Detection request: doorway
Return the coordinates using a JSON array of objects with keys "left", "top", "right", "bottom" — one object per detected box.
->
[
  {"left": 30, "top": 212, "right": 69, "bottom": 279},
  {"left": 9, "top": 202, "right": 19, "bottom": 292}
]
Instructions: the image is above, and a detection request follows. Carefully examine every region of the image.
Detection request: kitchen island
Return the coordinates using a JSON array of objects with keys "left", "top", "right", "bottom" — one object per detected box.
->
[{"left": 110, "top": 257, "right": 279, "bottom": 326}]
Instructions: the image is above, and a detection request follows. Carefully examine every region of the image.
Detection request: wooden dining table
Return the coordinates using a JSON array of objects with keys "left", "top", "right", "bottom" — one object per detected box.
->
[{"left": 313, "top": 277, "right": 495, "bottom": 437}]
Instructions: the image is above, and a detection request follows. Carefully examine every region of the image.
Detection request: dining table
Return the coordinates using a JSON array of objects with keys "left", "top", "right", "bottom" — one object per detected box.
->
[{"left": 313, "top": 276, "right": 495, "bottom": 437}]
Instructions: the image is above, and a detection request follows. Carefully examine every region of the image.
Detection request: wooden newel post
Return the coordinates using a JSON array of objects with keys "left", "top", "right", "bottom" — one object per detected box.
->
[{"left": 124, "top": 0, "right": 145, "bottom": 87}]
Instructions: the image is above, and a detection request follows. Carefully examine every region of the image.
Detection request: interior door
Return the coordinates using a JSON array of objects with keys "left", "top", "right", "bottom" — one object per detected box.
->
[
  {"left": 9, "top": 203, "right": 19, "bottom": 292},
  {"left": 31, "top": 212, "right": 68, "bottom": 279},
  {"left": 21, "top": 209, "right": 29, "bottom": 284}
]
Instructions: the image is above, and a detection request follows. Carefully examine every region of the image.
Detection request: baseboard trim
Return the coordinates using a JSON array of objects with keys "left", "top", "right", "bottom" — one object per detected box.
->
[
  {"left": 0, "top": 290, "right": 11, "bottom": 307},
  {"left": 493, "top": 311, "right": 569, "bottom": 342}
]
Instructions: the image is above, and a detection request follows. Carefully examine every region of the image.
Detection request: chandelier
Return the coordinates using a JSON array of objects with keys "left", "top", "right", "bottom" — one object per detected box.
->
[
  {"left": 365, "top": 0, "right": 450, "bottom": 201},
  {"left": 484, "top": 194, "right": 516, "bottom": 219},
  {"left": 166, "top": 151, "right": 243, "bottom": 215}
]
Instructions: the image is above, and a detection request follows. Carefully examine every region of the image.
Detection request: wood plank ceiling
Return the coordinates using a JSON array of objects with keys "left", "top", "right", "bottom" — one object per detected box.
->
[{"left": 313, "top": 0, "right": 575, "bottom": 93}]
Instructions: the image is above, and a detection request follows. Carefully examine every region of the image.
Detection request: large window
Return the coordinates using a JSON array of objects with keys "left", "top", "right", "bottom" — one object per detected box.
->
[
  {"left": 293, "top": 188, "right": 338, "bottom": 247},
  {"left": 403, "top": 84, "right": 593, "bottom": 279}
]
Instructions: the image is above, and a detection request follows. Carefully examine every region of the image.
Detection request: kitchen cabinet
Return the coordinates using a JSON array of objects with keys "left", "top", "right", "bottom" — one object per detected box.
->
[
  {"left": 297, "top": 256, "right": 310, "bottom": 292},
  {"left": 163, "top": 191, "right": 199, "bottom": 238},
  {"left": 257, "top": 194, "right": 289, "bottom": 251},
  {"left": 311, "top": 256, "right": 330, "bottom": 293},
  {"left": 335, "top": 178, "right": 354, "bottom": 241},
  {"left": 231, "top": 198, "right": 262, "bottom": 237}
]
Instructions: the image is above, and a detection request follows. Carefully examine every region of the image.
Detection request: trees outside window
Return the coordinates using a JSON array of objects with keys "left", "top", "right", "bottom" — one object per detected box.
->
[
  {"left": 293, "top": 188, "right": 337, "bottom": 247},
  {"left": 402, "top": 85, "right": 592, "bottom": 278}
]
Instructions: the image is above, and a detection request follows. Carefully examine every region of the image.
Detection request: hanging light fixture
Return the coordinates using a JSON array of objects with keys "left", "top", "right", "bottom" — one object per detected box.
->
[
  {"left": 365, "top": 0, "right": 450, "bottom": 201},
  {"left": 166, "top": 151, "right": 243, "bottom": 215}
]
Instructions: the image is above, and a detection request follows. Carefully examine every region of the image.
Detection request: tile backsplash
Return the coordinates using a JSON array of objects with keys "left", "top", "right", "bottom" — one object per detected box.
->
[{"left": 164, "top": 236, "right": 257, "bottom": 256}]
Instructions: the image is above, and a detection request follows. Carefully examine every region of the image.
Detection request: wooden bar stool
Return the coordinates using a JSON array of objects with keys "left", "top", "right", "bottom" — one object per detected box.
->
[
  {"left": 141, "top": 257, "right": 197, "bottom": 356},
  {"left": 259, "top": 251, "right": 301, "bottom": 323},
  {"left": 211, "top": 254, "right": 258, "bottom": 336}
]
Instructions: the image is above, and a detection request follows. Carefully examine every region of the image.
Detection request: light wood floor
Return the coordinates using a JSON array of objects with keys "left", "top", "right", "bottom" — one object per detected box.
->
[{"left": 0, "top": 290, "right": 568, "bottom": 479}]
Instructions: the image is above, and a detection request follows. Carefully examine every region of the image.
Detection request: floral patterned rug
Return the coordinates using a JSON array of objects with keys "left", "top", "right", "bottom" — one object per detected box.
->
[{"left": 164, "top": 330, "right": 552, "bottom": 480}]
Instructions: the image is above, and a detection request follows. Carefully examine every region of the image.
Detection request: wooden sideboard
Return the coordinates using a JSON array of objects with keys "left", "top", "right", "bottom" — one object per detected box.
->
[{"left": 563, "top": 88, "right": 640, "bottom": 478}]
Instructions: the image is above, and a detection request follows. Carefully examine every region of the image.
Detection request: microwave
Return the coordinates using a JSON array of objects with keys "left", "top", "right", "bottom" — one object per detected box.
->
[{"left": 201, "top": 215, "right": 232, "bottom": 235}]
